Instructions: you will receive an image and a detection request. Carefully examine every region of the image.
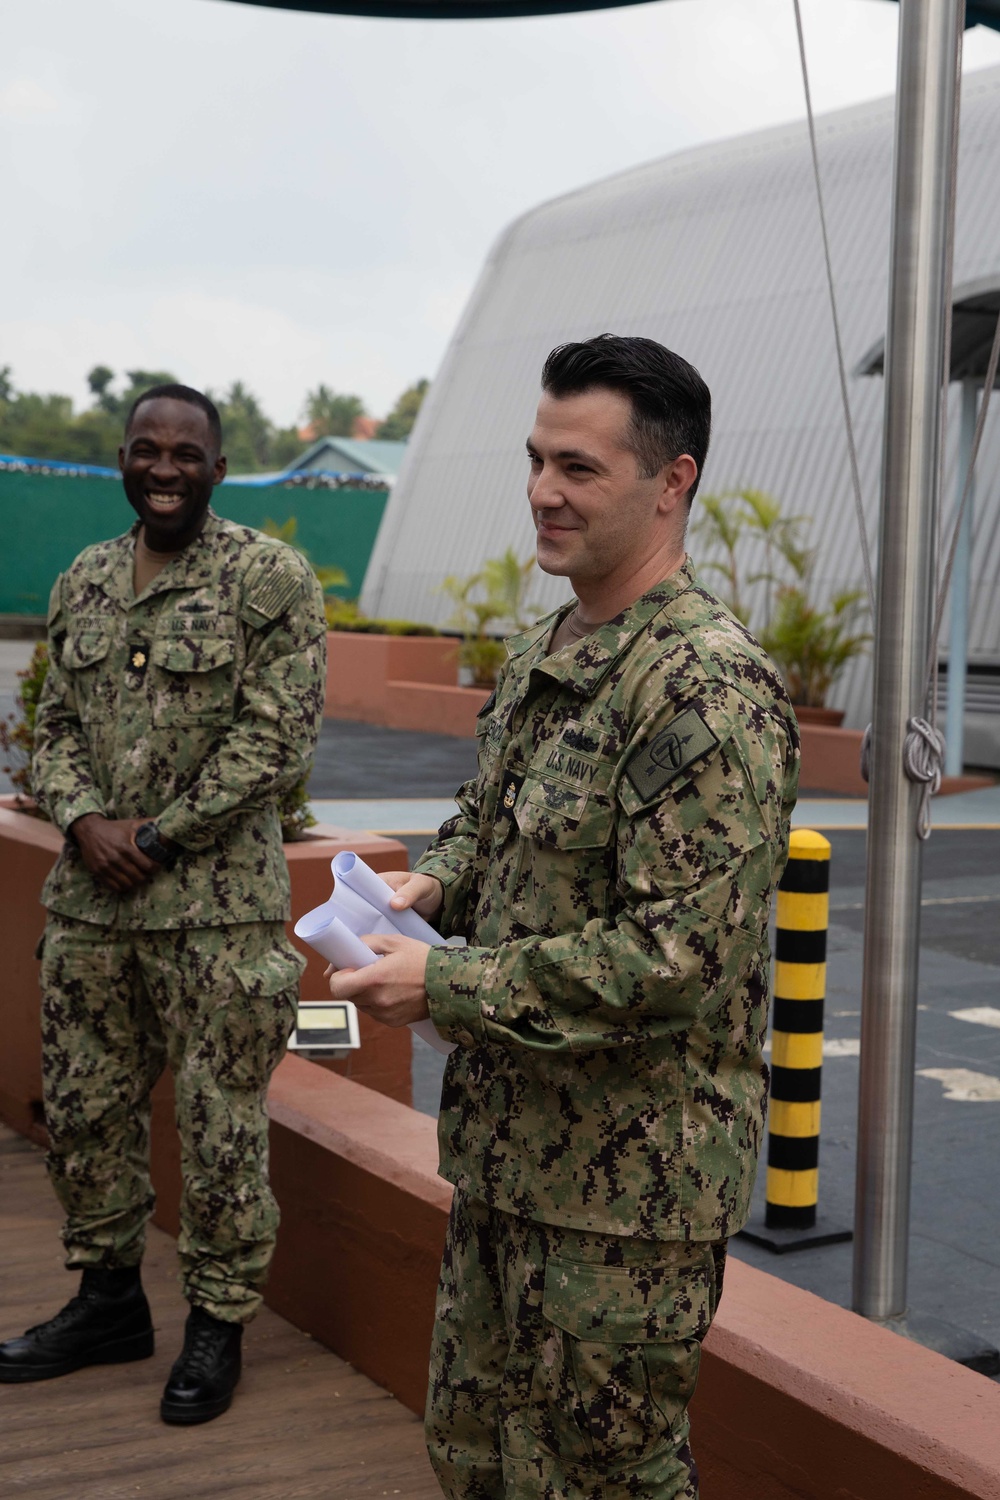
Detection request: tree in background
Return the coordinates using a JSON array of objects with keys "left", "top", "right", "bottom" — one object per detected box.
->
[
  {"left": 87, "top": 365, "right": 118, "bottom": 414},
  {"left": 214, "top": 382, "right": 274, "bottom": 473},
  {"left": 304, "top": 384, "right": 367, "bottom": 439},
  {"left": 0, "top": 367, "right": 419, "bottom": 472},
  {"left": 377, "top": 378, "right": 429, "bottom": 440}
]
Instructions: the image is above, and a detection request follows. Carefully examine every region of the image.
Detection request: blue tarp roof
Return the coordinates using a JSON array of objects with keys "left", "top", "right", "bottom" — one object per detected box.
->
[
  {"left": 0, "top": 454, "right": 388, "bottom": 486},
  {"left": 223, "top": 0, "right": 1000, "bottom": 30}
]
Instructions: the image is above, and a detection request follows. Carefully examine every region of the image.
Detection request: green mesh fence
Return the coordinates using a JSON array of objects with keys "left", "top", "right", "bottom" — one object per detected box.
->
[{"left": 1, "top": 473, "right": 388, "bottom": 615}]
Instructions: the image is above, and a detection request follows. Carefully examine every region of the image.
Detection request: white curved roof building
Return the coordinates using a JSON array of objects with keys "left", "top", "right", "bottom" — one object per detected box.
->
[{"left": 362, "top": 66, "right": 1000, "bottom": 750}]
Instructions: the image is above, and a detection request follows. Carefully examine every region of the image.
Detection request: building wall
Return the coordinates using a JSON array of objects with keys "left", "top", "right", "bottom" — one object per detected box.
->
[{"left": 362, "top": 67, "right": 1000, "bottom": 736}]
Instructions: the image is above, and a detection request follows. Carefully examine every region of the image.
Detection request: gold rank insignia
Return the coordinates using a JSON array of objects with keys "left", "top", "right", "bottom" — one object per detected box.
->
[
  {"left": 126, "top": 643, "right": 151, "bottom": 684},
  {"left": 496, "top": 768, "right": 523, "bottom": 823}
]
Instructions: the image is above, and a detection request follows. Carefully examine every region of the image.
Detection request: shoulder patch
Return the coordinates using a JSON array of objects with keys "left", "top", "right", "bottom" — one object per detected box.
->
[
  {"left": 624, "top": 706, "right": 719, "bottom": 803},
  {"left": 242, "top": 548, "right": 305, "bottom": 623}
]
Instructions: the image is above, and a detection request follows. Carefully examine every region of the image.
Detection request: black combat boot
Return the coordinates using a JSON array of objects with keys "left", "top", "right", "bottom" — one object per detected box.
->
[
  {"left": 0, "top": 1265, "right": 154, "bottom": 1383},
  {"left": 160, "top": 1304, "right": 243, "bottom": 1426}
]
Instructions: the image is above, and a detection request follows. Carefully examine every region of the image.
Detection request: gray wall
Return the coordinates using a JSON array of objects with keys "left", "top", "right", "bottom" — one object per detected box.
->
[{"left": 362, "top": 67, "right": 1000, "bottom": 741}]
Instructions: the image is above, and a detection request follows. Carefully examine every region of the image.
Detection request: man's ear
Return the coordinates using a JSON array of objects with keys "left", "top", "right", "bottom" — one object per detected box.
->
[
  {"left": 213, "top": 454, "right": 227, "bottom": 485},
  {"left": 658, "top": 453, "right": 698, "bottom": 514},
  {"left": 118, "top": 445, "right": 126, "bottom": 473}
]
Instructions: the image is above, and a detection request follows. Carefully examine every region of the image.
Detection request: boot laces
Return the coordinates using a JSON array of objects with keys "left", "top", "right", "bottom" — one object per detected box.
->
[
  {"left": 180, "top": 1315, "right": 231, "bottom": 1377},
  {"left": 24, "top": 1284, "right": 95, "bottom": 1338}
]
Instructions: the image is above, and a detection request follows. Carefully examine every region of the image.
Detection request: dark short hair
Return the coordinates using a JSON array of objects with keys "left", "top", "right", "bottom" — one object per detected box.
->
[
  {"left": 541, "top": 334, "right": 711, "bottom": 499},
  {"left": 125, "top": 384, "right": 222, "bottom": 452}
]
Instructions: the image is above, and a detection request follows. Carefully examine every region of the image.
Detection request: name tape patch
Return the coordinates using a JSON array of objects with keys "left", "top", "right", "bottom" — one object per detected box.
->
[{"left": 624, "top": 707, "right": 719, "bottom": 803}]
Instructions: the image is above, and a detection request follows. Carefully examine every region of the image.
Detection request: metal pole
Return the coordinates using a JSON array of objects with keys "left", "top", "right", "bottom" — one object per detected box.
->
[
  {"left": 944, "top": 378, "right": 978, "bottom": 777},
  {"left": 853, "top": 0, "right": 964, "bottom": 1322}
]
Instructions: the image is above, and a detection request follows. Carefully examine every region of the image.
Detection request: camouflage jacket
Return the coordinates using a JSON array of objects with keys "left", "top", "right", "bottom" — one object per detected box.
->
[
  {"left": 34, "top": 510, "right": 327, "bottom": 929},
  {"left": 416, "top": 560, "right": 799, "bottom": 1241}
]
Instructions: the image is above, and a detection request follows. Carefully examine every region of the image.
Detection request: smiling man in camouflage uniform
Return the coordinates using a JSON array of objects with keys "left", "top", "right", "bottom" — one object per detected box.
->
[
  {"left": 330, "top": 336, "right": 799, "bottom": 1498},
  {"left": 0, "top": 386, "right": 327, "bottom": 1425}
]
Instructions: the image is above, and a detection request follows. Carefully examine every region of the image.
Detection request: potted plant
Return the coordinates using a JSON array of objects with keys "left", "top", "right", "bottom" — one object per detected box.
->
[
  {"left": 692, "top": 488, "right": 870, "bottom": 720},
  {"left": 440, "top": 548, "right": 539, "bottom": 687},
  {"left": 759, "top": 585, "right": 870, "bottom": 724}
]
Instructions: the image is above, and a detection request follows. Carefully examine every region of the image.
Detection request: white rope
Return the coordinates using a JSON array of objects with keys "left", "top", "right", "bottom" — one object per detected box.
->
[
  {"left": 792, "top": 1, "right": 1000, "bottom": 839},
  {"left": 860, "top": 719, "right": 946, "bottom": 842},
  {"left": 791, "top": 0, "right": 875, "bottom": 618}
]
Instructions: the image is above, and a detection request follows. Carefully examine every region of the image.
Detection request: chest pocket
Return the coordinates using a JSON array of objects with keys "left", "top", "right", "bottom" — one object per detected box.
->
[
  {"left": 511, "top": 774, "right": 616, "bottom": 933},
  {"left": 150, "top": 634, "right": 237, "bottom": 726},
  {"left": 62, "top": 631, "right": 115, "bottom": 723}
]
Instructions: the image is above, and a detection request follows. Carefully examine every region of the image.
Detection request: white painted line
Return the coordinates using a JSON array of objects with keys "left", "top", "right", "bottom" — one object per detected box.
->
[
  {"left": 917, "top": 1068, "right": 1000, "bottom": 1102},
  {"left": 823, "top": 1038, "right": 861, "bottom": 1057},
  {"left": 948, "top": 1006, "right": 1000, "bottom": 1030}
]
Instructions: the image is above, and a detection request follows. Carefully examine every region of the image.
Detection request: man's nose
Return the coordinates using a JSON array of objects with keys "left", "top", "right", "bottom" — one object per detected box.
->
[
  {"left": 528, "top": 467, "right": 564, "bottom": 509},
  {"left": 150, "top": 452, "right": 181, "bottom": 480}
]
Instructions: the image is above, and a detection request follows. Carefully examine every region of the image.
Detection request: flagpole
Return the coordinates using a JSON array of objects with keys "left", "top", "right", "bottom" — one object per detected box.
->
[{"left": 852, "top": 0, "right": 964, "bottom": 1322}]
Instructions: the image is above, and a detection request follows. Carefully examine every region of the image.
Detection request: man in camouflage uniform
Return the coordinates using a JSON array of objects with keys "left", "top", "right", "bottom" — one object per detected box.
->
[
  {"left": 330, "top": 335, "right": 798, "bottom": 1497},
  {"left": 0, "top": 386, "right": 327, "bottom": 1425}
]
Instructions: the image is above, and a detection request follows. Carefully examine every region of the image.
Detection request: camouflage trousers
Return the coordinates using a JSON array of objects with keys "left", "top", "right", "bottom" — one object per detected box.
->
[
  {"left": 426, "top": 1189, "right": 727, "bottom": 1500},
  {"left": 39, "top": 914, "right": 305, "bottom": 1324}
]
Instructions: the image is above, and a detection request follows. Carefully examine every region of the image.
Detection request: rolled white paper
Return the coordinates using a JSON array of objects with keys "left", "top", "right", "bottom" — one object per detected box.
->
[{"left": 293, "top": 853, "right": 456, "bottom": 1056}]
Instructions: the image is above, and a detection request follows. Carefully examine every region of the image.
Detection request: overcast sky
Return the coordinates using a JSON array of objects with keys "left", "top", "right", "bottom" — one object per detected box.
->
[{"left": 3, "top": 0, "right": 1000, "bottom": 425}]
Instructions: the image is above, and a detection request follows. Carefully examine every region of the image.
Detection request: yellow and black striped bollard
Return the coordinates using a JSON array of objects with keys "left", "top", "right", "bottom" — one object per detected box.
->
[
  {"left": 741, "top": 828, "right": 851, "bottom": 1251},
  {"left": 766, "top": 829, "right": 830, "bottom": 1230}
]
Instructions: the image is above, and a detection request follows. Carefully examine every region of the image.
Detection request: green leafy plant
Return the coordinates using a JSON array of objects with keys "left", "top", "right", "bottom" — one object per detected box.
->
[
  {"left": 692, "top": 488, "right": 869, "bottom": 708},
  {"left": 0, "top": 642, "right": 48, "bottom": 805},
  {"left": 324, "top": 596, "right": 439, "bottom": 636},
  {"left": 760, "top": 587, "right": 870, "bottom": 709},
  {"left": 440, "top": 550, "right": 539, "bottom": 687}
]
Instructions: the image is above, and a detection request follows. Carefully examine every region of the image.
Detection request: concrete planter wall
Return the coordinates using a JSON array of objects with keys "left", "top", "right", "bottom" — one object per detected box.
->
[
  {"left": 0, "top": 798, "right": 413, "bottom": 1145},
  {"left": 325, "top": 630, "right": 491, "bottom": 736}
]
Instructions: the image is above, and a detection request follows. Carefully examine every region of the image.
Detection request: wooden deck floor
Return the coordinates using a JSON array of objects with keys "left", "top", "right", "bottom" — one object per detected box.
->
[{"left": 0, "top": 1126, "right": 441, "bottom": 1499}]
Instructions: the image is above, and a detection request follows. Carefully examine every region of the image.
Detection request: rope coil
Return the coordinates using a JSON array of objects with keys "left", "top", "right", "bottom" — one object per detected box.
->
[{"left": 859, "top": 719, "right": 946, "bottom": 842}]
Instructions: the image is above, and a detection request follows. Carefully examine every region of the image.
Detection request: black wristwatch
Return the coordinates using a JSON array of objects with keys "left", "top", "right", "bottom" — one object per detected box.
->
[{"left": 135, "top": 822, "right": 177, "bottom": 868}]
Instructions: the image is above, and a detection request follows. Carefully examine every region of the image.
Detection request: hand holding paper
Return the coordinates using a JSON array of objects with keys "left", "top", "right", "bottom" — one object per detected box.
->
[{"left": 294, "top": 853, "right": 456, "bottom": 1055}]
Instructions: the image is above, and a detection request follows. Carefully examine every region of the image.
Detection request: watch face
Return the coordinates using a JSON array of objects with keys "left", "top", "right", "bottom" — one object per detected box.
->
[{"left": 136, "top": 824, "right": 167, "bottom": 861}]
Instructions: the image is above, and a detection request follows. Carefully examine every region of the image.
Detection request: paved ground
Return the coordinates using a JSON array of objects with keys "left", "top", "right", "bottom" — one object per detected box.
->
[{"left": 734, "top": 825, "right": 1000, "bottom": 1364}]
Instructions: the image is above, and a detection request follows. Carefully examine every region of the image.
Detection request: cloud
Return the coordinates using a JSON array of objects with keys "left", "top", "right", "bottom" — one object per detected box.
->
[
  {"left": 144, "top": 294, "right": 333, "bottom": 424},
  {"left": 0, "top": 78, "right": 59, "bottom": 117},
  {"left": 3, "top": 0, "right": 1000, "bottom": 422}
]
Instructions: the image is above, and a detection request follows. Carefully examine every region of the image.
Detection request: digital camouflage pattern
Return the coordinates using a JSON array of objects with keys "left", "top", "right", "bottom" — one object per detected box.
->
[
  {"left": 33, "top": 508, "right": 327, "bottom": 928},
  {"left": 417, "top": 560, "right": 800, "bottom": 1242},
  {"left": 31, "top": 510, "right": 325, "bottom": 1318},
  {"left": 40, "top": 914, "right": 305, "bottom": 1323},
  {"left": 427, "top": 1187, "right": 725, "bottom": 1499}
]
